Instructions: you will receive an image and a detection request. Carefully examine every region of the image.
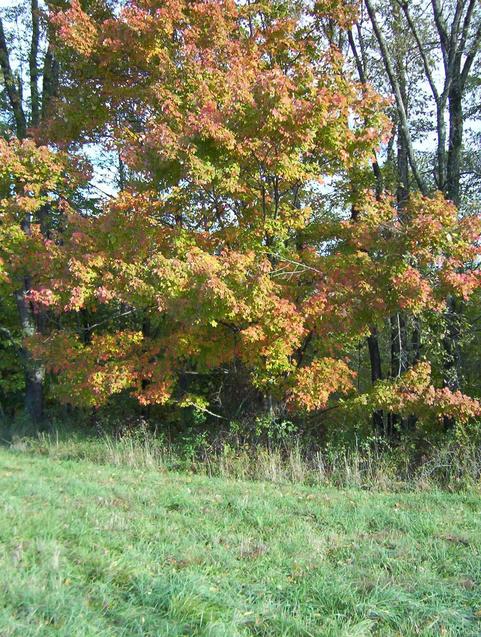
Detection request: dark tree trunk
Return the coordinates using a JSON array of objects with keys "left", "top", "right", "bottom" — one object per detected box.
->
[
  {"left": 0, "top": 18, "right": 27, "bottom": 138},
  {"left": 442, "top": 286, "right": 462, "bottom": 395},
  {"left": 443, "top": 295, "right": 462, "bottom": 429},
  {"left": 368, "top": 329, "right": 383, "bottom": 383},
  {"left": 367, "top": 327, "right": 384, "bottom": 434},
  {"left": 29, "top": 0, "right": 40, "bottom": 127},
  {"left": 390, "top": 314, "right": 408, "bottom": 377},
  {"left": 0, "top": 9, "right": 52, "bottom": 425},
  {"left": 15, "top": 277, "right": 45, "bottom": 426},
  {"left": 446, "top": 80, "right": 463, "bottom": 208},
  {"left": 41, "top": 45, "right": 59, "bottom": 121},
  {"left": 442, "top": 79, "right": 463, "bottom": 423},
  {"left": 410, "top": 318, "right": 421, "bottom": 365}
]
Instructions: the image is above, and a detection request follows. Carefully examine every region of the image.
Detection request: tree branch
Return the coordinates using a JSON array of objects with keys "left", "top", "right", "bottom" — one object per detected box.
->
[
  {"left": 460, "top": 0, "right": 478, "bottom": 54},
  {"left": 396, "top": 0, "right": 439, "bottom": 102},
  {"left": 431, "top": 0, "right": 450, "bottom": 70},
  {"left": 364, "top": 0, "right": 428, "bottom": 194},
  {"left": 461, "top": 21, "right": 481, "bottom": 85},
  {"left": 29, "top": 0, "right": 40, "bottom": 127}
]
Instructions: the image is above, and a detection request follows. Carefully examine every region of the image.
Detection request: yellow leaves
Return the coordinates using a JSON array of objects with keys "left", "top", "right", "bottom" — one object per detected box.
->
[
  {"left": 186, "top": 248, "right": 221, "bottom": 277},
  {"left": 348, "top": 362, "right": 481, "bottom": 426},
  {"left": 312, "top": 0, "right": 359, "bottom": 29},
  {"left": 0, "top": 139, "right": 80, "bottom": 203},
  {"left": 89, "top": 366, "right": 133, "bottom": 400},
  {"left": 178, "top": 393, "right": 209, "bottom": 410},
  {"left": 35, "top": 330, "right": 148, "bottom": 408},
  {"left": 67, "top": 257, "right": 96, "bottom": 284},
  {"left": 91, "top": 331, "right": 144, "bottom": 361}
]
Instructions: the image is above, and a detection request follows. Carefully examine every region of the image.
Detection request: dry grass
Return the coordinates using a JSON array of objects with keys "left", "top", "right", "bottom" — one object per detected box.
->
[{"left": 5, "top": 428, "right": 481, "bottom": 491}]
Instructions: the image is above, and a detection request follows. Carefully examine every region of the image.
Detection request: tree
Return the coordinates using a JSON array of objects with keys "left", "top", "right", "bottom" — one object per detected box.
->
[
  {"left": 0, "top": 0, "right": 473, "bottom": 432},
  {"left": 0, "top": 0, "right": 61, "bottom": 423},
  {"left": 347, "top": 0, "right": 481, "bottom": 430}
]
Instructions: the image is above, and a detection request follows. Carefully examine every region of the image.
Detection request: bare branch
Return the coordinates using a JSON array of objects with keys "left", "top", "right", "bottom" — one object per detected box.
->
[
  {"left": 396, "top": 0, "right": 439, "bottom": 102},
  {"left": 431, "top": 0, "right": 450, "bottom": 70},
  {"left": 461, "top": 21, "right": 481, "bottom": 85},
  {"left": 29, "top": 0, "right": 40, "bottom": 127},
  {"left": 348, "top": 29, "right": 366, "bottom": 84},
  {"left": 459, "top": 0, "right": 478, "bottom": 54},
  {"left": 364, "top": 0, "right": 428, "bottom": 194}
]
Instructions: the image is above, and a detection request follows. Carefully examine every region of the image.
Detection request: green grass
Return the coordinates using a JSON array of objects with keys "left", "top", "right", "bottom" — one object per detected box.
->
[{"left": 0, "top": 447, "right": 480, "bottom": 636}]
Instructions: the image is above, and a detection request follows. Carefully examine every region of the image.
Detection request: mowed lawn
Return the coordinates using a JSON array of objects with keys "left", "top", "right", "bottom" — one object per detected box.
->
[{"left": 0, "top": 448, "right": 480, "bottom": 637}]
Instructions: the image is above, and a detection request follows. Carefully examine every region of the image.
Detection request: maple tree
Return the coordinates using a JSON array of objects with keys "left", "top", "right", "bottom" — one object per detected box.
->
[{"left": 1, "top": 0, "right": 481, "bottom": 433}]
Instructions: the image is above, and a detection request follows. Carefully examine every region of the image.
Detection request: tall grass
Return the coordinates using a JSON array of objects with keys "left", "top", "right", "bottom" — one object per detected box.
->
[{"left": 4, "top": 427, "right": 481, "bottom": 491}]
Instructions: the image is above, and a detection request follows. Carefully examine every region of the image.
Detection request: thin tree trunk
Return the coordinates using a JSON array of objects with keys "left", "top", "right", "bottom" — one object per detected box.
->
[
  {"left": 364, "top": 0, "right": 428, "bottom": 194},
  {"left": 29, "top": 0, "right": 40, "bottom": 127},
  {"left": 1, "top": 12, "right": 52, "bottom": 425},
  {"left": 1, "top": 16, "right": 45, "bottom": 423},
  {"left": 435, "top": 101, "right": 448, "bottom": 190},
  {"left": 389, "top": 121, "right": 409, "bottom": 434}
]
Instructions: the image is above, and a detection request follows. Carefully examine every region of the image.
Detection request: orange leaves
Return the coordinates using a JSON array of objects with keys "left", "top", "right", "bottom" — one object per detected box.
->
[
  {"left": 135, "top": 379, "right": 173, "bottom": 406},
  {"left": 440, "top": 267, "right": 481, "bottom": 300},
  {"left": 50, "top": 0, "right": 391, "bottom": 231},
  {"left": 95, "top": 286, "right": 116, "bottom": 304},
  {"left": 0, "top": 139, "right": 82, "bottom": 205},
  {"left": 34, "top": 330, "right": 152, "bottom": 407},
  {"left": 402, "top": 193, "right": 459, "bottom": 262},
  {"left": 0, "top": 139, "right": 89, "bottom": 299},
  {"left": 391, "top": 266, "right": 439, "bottom": 314},
  {"left": 287, "top": 358, "right": 356, "bottom": 412},
  {"left": 24, "top": 288, "right": 58, "bottom": 311},
  {"left": 52, "top": 0, "right": 99, "bottom": 56}
]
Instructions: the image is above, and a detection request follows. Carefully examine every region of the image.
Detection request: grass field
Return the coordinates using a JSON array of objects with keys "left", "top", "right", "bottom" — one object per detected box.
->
[{"left": 0, "top": 446, "right": 480, "bottom": 636}]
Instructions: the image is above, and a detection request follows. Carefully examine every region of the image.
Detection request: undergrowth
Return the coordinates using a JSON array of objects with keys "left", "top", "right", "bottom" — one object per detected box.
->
[{"left": 2, "top": 420, "right": 480, "bottom": 492}]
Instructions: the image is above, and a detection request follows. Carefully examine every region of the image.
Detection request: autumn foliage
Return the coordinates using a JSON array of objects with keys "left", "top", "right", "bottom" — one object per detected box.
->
[{"left": 1, "top": 0, "right": 481, "bottom": 430}]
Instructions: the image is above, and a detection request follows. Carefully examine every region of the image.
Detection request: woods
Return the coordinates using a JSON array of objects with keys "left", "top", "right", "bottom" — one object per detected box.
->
[{"left": 1, "top": 0, "right": 481, "bottom": 456}]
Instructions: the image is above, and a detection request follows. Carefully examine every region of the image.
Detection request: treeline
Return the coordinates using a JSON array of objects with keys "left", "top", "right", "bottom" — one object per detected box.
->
[{"left": 1, "top": 0, "right": 481, "bottom": 450}]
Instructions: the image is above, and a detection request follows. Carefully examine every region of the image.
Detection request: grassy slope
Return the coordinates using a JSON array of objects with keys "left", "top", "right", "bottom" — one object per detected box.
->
[{"left": 0, "top": 448, "right": 480, "bottom": 637}]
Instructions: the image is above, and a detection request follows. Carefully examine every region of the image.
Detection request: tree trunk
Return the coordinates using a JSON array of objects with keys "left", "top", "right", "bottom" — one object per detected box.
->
[
  {"left": 15, "top": 278, "right": 45, "bottom": 426},
  {"left": 41, "top": 45, "right": 59, "bottom": 122},
  {"left": 442, "top": 78, "right": 463, "bottom": 423},
  {"left": 367, "top": 327, "right": 384, "bottom": 435},
  {"left": 29, "top": 0, "right": 40, "bottom": 127},
  {"left": 0, "top": 18, "right": 27, "bottom": 138},
  {"left": 446, "top": 80, "right": 463, "bottom": 208},
  {"left": 443, "top": 295, "right": 461, "bottom": 430},
  {"left": 388, "top": 122, "right": 409, "bottom": 435},
  {"left": 15, "top": 195, "right": 46, "bottom": 424}
]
